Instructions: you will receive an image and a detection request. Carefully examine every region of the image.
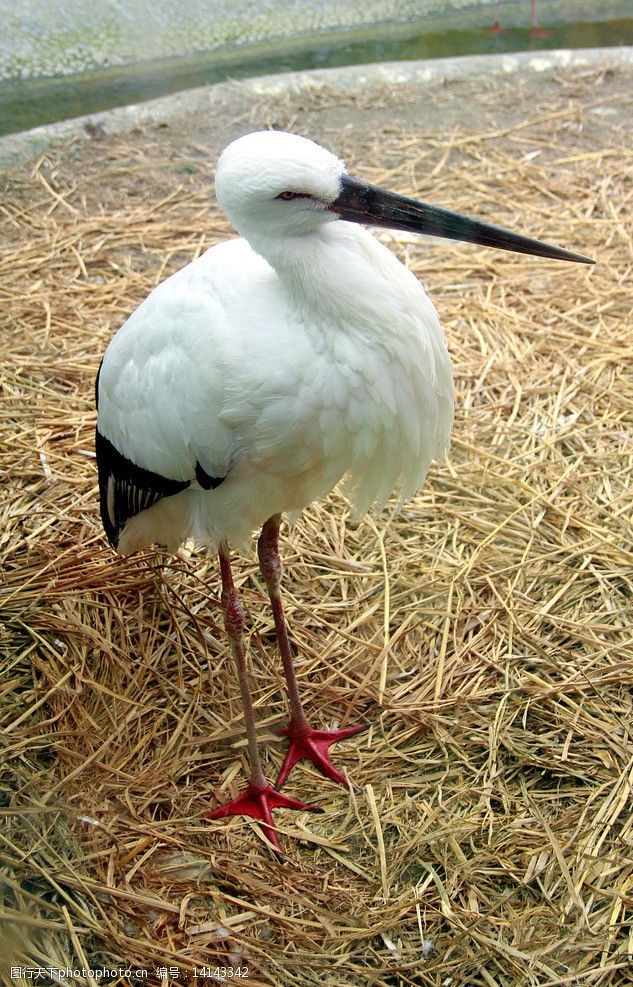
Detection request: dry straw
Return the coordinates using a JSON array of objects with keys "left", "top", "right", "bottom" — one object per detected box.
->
[{"left": 1, "top": 65, "right": 632, "bottom": 986}]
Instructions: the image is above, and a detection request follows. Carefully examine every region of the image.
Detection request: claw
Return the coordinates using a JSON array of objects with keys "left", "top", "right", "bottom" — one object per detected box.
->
[
  {"left": 205, "top": 781, "right": 320, "bottom": 854},
  {"left": 275, "top": 721, "right": 367, "bottom": 790}
]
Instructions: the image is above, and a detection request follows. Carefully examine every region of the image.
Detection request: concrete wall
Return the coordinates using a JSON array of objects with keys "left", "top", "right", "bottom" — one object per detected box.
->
[
  {"left": 0, "top": 1, "right": 478, "bottom": 79},
  {"left": 2, "top": 0, "right": 623, "bottom": 81}
]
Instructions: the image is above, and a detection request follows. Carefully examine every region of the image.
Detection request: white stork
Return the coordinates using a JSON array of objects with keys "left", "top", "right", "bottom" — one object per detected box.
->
[{"left": 95, "top": 131, "right": 592, "bottom": 855}]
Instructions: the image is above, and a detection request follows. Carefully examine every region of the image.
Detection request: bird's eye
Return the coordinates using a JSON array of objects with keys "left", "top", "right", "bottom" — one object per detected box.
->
[{"left": 277, "top": 190, "right": 298, "bottom": 200}]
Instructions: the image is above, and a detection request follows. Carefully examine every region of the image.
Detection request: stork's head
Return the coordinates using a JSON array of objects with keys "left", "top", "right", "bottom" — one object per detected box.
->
[
  {"left": 216, "top": 130, "right": 594, "bottom": 265},
  {"left": 215, "top": 131, "right": 344, "bottom": 240}
]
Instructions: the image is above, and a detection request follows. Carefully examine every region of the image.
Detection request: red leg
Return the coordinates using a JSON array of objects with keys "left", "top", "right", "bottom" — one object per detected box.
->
[
  {"left": 257, "top": 516, "right": 367, "bottom": 791},
  {"left": 530, "top": 0, "right": 550, "bottom": 37},
  {"left": 204, "top": 548, "right": 320, "bottom": 856},
  {"left": 488, "top": 1, "right": 508, "bottom": 34}
]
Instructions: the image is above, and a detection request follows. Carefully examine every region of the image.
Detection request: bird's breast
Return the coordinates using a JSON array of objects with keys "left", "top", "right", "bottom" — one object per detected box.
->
[{"left": 97, "top": 232, "right": 453, "bottom": 551}]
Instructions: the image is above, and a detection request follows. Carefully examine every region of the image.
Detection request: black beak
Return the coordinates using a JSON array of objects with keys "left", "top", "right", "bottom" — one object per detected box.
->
[{"left": 332, "top": 175, "right": 594, "bottom": 265}]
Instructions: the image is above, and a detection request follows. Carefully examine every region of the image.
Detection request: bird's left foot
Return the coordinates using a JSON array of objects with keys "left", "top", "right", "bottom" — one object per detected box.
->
[
  {"left": 275, "top": 721, "right": 367, "bottom": 790},
  {"left": 204, "top": 781, "right": 321, "bottom": 858}
]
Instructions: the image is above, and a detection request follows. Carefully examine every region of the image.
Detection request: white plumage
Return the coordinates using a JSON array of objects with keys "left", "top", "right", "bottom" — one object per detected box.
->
[
  {"left": 95, "top": 131, "right": 592, "bottom": 855},
  {"left": 97, "top": 132, "right": 453, "bottom": 554}
]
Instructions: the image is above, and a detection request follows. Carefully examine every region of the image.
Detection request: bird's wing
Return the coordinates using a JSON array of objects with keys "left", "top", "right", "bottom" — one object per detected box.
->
[
  {"left": 95, "top": 258, "right": 237, "bottom": 550},
  {"left": 94, "top": 413, "right": 192, "bottom": 550}
]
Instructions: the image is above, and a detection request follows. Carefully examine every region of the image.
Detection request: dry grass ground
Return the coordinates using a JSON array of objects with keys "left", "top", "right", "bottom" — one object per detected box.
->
[{"left": 1, "top": 63, "right": 632, "bottom": 986}]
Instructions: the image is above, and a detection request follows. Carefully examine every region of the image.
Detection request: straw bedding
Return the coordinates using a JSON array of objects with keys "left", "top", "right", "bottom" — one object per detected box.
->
[{"left": 1, "top": 64, "right": 632, "bottom": 986}]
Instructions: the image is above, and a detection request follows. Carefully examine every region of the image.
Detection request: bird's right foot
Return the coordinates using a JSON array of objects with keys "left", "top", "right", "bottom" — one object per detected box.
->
[
  {"left": 204, "top": 780, "right": 322, "bottom": 858},
  {"left": 275, "top": 720, "right": 367, "bottom": 790}
]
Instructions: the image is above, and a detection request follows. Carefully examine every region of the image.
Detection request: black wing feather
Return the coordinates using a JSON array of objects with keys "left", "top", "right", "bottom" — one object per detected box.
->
[
  {"left": 195, "top": 460, "right": 225, "bottom": 491},
  {"left": 94, "top": 361, "right": 226, "bottom": 549},
  {"left": 95, "top": 428, "right": 191, "bottom": 549}
]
